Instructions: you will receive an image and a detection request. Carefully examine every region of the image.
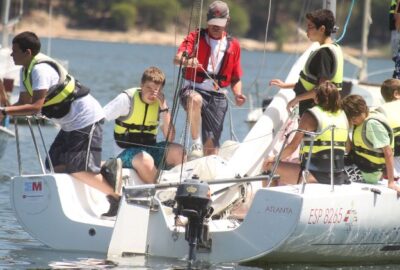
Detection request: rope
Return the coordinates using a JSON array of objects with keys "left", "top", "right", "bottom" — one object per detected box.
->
[{"left": 335, "top": 0, "right": 356, "bottom": 43}]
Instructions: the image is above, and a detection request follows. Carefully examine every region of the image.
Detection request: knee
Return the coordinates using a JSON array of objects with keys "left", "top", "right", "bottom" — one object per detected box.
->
[
  {"left": 132, "top": 152, "right": 155, "bottom": 171},
  {"left": 187, "top": 93, "right": 202, "bottom": 110}
]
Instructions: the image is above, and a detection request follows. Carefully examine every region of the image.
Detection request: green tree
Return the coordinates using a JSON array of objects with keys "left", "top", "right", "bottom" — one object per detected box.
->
[
  {"left": 226, "top": 1, "right": 249, "bottom": 37},
  {"left": 110, "top": 2, "right": 137, "bottom": 31},
  {"left": 135, "top": 0, "right": 180, "bottom": 31}
]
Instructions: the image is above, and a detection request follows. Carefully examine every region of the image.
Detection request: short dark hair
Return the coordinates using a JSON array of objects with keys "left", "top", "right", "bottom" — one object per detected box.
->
[
  {"left": 341, "top": 95, "right": 369, "bottom": 119},
  {"left": 381, "top": 78, "right": 400, "bottom": 102},
  {"left": 306, "top": 9, "right": 335, "bottom": 36},
  {"left": 315, "top": 81, "right": 341, "bottom": 113},
  {"left": 141, "top": 66, "right": 166, "bottom": 87},
  {"left": 12, "top": 31, "right": 41, "bottom": 56}
]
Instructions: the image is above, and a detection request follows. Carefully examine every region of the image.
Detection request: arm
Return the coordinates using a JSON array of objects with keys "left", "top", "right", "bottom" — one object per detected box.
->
[
  {"left": 269, "top": 79, "right": 296, "bottom": 89},
  {"left": 158, "top": 95, "right": 175, "bottom": 142},
  {"left": 5, "top": 90, "right": 46, "bottom": 116},
  {"left": 383, "top": 145, "right": 400, "bottom": 193},
  {"left": 173, "top": 51, "right": 201, "bottom": 68},
  {"left": 231, "top": 78, "right": 246, "bottom": 106},
  {"left": 265, "top": 112, "right": 315, "bottom": 164},
  {"left": 396, "top": 1, "right": 400, "bottom": 31},
  {"left": 103, "top": 93, "right": 131, "bottom": 121}
]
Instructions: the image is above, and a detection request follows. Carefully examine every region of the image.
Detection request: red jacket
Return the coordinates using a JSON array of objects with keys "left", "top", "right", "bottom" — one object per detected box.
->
[{"left": 178, "top": 29, "right": 242, "bottom": 88}]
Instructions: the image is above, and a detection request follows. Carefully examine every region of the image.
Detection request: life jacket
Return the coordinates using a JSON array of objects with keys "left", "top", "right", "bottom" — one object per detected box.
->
[
  {"left": 299, "top": 43, "right": 343, "bottom": 91},
  {"left": 300, "top": 106, "right": 349, "bottom": 173},
  {"left": 183, "top": 29, "right": 240, "bottom": 88},
  {"left": 23, "top": 53, "right": 89, "bottom": 118},
  {"left": 352, "top": 112, "right": 394, "bottom": 173},
  {"left": 390, "top": 0, "right": 397, "bottom": 31},
  {"left": 376, "top": 100, "right": 400, "bottom": 156},
  {"left": 114, "top": 88, "right": 160, "bottom": 148}
]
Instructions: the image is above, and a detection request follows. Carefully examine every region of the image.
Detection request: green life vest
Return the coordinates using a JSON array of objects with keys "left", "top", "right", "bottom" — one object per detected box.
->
[
  {"left": 299, "top": 43, "right": 344, "bottom": 91},
  {"left": 352, "top": 112, "right": 394, "bottom": 173},
  {"left": 301, "top": 106, "right": 349, "bottom": 173},
  {"left": 114, "top": 88, "right": 160, "bottom": 148}
]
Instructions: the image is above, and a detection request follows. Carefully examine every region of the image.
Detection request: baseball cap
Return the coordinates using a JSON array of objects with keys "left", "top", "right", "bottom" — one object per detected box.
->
[{"left": 207, "top": 1, "right": 229, "bottom": 27}]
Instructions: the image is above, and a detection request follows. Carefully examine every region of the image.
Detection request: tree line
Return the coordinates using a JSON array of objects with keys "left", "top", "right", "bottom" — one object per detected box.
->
[{"left": 23, "top": 0, "right": 391, "bottom": 48}]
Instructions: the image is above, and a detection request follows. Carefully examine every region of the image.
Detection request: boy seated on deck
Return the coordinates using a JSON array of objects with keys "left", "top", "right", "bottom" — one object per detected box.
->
[
  {"left": 262, "top": 81, "right": 349, "bottom": 186},
  {"left": 102, "top": 67, "right": 186, "bottom": 194},
  {"left": 341, "top": 94, "right": 400, "bottom": 193}
]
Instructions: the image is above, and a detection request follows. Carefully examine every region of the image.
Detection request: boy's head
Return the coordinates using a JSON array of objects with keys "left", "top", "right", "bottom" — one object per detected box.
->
[
  {"left": 341, "top": 95, "right": 369, "bottom": 126},
  {"left": 12, "top": 31, "right": 41, "bottom": 56},
  {"left": 140, "top": 67, "right": 166, "bottom": 104},
  {"left": 306, "top": 9, "right": 335, "bottom": 36},
  {"left": 315, "top": 81, "right": 340, "bottom": 113},
  {"left": 381, "top": 78, "right": 400, "bottom": 102},
  {"left": 11, "top": 31, "right": 41, "bottom": 67}
]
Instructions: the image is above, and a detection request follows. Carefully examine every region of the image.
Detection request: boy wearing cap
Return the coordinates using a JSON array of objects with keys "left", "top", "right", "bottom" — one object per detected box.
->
[{"left": 174, "top": 0, "right": 246, "bottom": 159}]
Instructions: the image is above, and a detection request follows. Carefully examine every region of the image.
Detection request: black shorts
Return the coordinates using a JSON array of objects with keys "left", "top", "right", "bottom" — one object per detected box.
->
[
  {"left": 180, "top": 87, "right": 227, "bottom": 147},
  {"left": 47, "top": 120, "right": 103, "bottom": 173},
  {"left": 309, "top": 170, "right": 349, "bottom": 185}
]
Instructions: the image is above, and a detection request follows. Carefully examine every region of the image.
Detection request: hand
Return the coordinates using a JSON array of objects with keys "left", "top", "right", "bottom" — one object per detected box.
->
[
  {"left": 157, "top": 92, "right": 165, "bottom": 104},
  {"left": 286, "top": 98, "right": 298, "bottom": 112},
  {"left": 262, "top": 156, "right": 275, "bottom": 171},
  {"left": 185, "top": 57, "right": 202, "bottom": 68},
  {"left": 388, "top": 180, "right": 400, "bottom": 194},
  {"left": 269, "top": 79, "right": 286, "bottom": 88},
  {"left": 234, "top": 93, "right": 246, "bottom": 106}
]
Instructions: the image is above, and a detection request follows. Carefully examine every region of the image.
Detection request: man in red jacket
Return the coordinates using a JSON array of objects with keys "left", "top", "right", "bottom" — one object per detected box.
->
[{"left": 174, "top": 0, "right": 246, "bottom": 159}]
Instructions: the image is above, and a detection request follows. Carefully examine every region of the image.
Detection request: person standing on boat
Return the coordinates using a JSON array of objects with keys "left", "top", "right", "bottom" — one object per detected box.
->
[
  {"left": 0, "top": 31, "right": 120, "bottom": 218},
  {"left": 103, "top": 67, "right": 185, "bottom": 185},
  {"left": 269, "top": 9, "right": 343, "bottom": 116},
  {"left": 262, "top": 81, "right": 349, "bottom": 186},
  {"left": 377, "top": 78, "right": 400, "bottom": 180},
  {"left": 174, "top": 0, "right": 246, "bottom": 159},
  {"left": 390, "top": 0, "right": 400, "bottom": 60},
  {"left": 341, "top": 94, "right": 400, "bottom": 193}
]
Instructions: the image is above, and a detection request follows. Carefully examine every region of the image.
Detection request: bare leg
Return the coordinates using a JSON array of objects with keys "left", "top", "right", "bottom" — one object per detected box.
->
[
  {"left": 186, "top": 92, "right": 203, "bottom": 141},
  {"left": 71, "top": 171, "right": 119, "bottom": 199},
  {"left": 132, "top": 152, "right": 157, "bottom": 184},
  {"left": 204, "top": 138, "right": 218, "bottom": 156}
]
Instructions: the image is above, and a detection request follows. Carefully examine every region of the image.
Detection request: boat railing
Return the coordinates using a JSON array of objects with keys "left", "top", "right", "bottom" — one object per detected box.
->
[
  {"left": 13, "top": 115, "right": 54, "bottom": 176},
  {"left": 269, "top": 125, "right": 337, "bottom": 193}
]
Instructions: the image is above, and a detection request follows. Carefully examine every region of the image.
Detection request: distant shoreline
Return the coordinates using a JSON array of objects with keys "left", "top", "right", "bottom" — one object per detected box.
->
[{"left": 9, "top": 10, "right": 389, "bottom": 59}]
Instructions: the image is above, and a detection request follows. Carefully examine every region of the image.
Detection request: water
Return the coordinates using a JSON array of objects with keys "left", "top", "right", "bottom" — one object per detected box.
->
[{"left": 0, "top": 38, "right": 396, "bottom": 269}]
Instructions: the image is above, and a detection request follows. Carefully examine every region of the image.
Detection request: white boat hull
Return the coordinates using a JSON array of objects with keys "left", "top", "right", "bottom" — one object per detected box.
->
[{"left": 11, "top": 172, "right": 400, "bottom": 264}]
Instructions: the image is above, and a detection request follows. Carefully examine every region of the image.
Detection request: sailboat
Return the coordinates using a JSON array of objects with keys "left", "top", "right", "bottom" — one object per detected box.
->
[{"left": 10, "top": 0, "right": 400, "bottom": 266}]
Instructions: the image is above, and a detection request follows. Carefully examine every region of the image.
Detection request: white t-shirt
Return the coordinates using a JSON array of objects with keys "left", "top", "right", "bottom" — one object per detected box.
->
[
  {"left": 183, "top": 34, "right": 228, "bottom": 91},
  {"left": 20, "top": 63, "right": 104, "bottom": 131}
]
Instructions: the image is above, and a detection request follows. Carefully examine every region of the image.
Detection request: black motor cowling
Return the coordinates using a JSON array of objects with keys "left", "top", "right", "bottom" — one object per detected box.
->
[{"left": 174, "top": 179, "right": 212, "bottom": 265}]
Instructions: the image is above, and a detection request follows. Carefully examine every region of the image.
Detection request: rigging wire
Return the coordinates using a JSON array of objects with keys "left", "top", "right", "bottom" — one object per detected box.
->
[{"left": 335, "top": 0, "right": 356, "bottom": 43}]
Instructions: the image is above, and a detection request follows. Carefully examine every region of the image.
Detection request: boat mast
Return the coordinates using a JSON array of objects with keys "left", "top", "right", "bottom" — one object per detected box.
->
[{"left": 359, "top": 0, "right": 371, "bottom": 81}]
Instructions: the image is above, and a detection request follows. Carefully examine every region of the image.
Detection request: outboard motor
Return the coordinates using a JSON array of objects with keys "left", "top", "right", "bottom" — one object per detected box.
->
[{"left": 174, "top": 178, "right": 213, "bottom": 265}]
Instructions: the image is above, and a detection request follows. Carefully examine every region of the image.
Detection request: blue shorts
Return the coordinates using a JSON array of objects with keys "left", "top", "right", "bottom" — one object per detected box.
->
[{"left": 118, "top": 141, "right": 168, "bottom": 169}]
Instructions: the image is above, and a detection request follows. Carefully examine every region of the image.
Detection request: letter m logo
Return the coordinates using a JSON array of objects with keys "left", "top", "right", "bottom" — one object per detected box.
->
[{"left": 32, "top": 181, "right": 42, "bottom": 191}]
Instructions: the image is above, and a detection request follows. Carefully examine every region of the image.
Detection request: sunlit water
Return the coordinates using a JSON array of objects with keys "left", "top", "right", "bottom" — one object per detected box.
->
[{"left": 0, "top": 37, "right": 396, "bottom": 269}]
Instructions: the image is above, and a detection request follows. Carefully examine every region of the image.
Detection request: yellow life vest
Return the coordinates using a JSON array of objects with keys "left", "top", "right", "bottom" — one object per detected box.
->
[
  {"left": 300, "top": 106, "right": 349, "bottom": 172},
  {"left": 352, "top": 112, "right": 394, "bottom": 172},
  {"left": 114, "top": 88, "right": 160, "bottom": 148},
  {"left": 22, "top": 53, "right": 89, "bottom": 118},
  {"left": 376, "top": 100, "right": 400, "bottom": 156},
  {"left": 390, "top": 0, "right": 397, "bottom": 14},
  {"left": 299, "top": 43, "right": 344, "bottom": 91}
]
